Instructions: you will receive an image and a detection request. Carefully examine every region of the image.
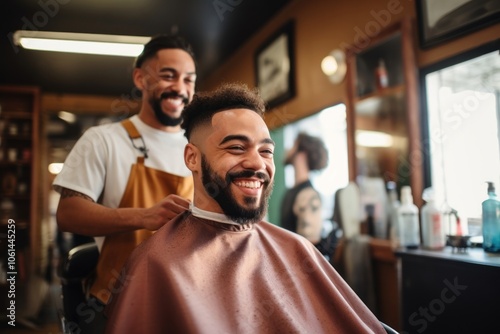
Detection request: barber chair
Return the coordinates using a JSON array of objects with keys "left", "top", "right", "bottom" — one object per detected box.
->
[
  {"left": 57, "top": 242, "right": 99, "bottom": 334},
  {"left": 381, "top": 321, "right": 399, "bottom": 334}
]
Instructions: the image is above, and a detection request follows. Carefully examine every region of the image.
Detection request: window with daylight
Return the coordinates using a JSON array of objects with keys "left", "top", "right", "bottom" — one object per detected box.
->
[{"left": 422, "top": 43, "right": 500, "bottom": 235}]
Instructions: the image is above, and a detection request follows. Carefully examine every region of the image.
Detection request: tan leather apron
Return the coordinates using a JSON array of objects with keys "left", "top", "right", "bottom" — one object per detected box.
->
[{"left": 89, "top": 119, "right": 193, "bottom": 304}]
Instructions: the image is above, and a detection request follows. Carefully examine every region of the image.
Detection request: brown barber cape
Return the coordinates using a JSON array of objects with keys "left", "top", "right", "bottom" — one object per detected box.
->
[{"left": 105, "top": 211, "right": 385, "bottom": 334}]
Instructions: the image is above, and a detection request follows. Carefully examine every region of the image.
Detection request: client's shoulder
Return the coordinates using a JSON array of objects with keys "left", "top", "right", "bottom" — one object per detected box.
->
[{"left": 256, "top": 221, "right": 317, "bottom": 251}]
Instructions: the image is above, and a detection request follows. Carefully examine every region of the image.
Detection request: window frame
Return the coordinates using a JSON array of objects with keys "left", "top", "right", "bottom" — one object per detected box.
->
[{"left": 419, "top": 40, "right": 500, "bottom": 189}]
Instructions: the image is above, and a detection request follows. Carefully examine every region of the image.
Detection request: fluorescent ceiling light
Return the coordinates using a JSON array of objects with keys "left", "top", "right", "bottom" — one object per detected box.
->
[
  {"left": 13, "top": 30, "right": 150, "bottom": 57},
  {"left": 58, "top": 111, "right": 77, "bottom": 124},
  {"left": 356, "top": 130, "right": 394, "bottom": 147}
]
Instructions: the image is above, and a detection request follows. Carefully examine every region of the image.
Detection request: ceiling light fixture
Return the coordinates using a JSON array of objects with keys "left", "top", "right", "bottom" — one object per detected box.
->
[
  {"left": 13, "top": 30, "right": 151, "bottom": 57},
  {"left": 58, "top": 111, "right": 77, "bottom": 124},
  {"left": 356, "top": 130, "right": 394, "bottom": 148}
]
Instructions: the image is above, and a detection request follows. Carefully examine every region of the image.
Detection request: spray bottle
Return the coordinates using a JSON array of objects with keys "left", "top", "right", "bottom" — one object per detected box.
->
[{"left": 482, "top": 181, "right": 500, "bottom": 253}]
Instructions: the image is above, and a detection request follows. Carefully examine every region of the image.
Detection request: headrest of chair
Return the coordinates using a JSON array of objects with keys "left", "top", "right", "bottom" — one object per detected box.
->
[{"left": 59, "top": 242, "right": 99, "bottom": 281}]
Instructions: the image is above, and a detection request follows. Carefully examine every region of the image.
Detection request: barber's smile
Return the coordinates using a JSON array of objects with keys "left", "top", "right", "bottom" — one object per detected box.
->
[{"left": 160, "top": 92, "right": 189, "bottom": 110}]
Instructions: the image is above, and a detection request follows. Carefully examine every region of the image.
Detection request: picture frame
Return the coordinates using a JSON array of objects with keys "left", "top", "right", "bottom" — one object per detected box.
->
[
  {"left": 254, "top": 20, "right": 296, "bottom": 109},
  {"left": 416, "top": 0, "right": 500, "bottom": 49}
]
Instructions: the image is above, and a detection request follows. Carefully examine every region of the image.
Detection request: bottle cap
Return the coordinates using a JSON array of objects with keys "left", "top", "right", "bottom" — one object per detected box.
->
[
  {"left": 486, "top": 181, "right": 495, "bottom": 193},
  {"left": 401, "top": 186, "right": 413, "bottom": 204},
  {"left": 422, "top": 187, "right": 435, "bottom": 202},
  {"left": 387, "top": 181, "right": 396, "bottom": 191}
]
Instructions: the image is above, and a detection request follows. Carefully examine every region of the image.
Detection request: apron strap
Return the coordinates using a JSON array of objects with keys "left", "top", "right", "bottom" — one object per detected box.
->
[{"left": 122, "top": 119, "right": 149, "bottom": 158}]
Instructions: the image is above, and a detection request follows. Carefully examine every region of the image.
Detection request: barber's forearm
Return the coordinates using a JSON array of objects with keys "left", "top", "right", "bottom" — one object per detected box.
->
[{"left": 56, "top": 196, "right": 144, "bottom": 237}]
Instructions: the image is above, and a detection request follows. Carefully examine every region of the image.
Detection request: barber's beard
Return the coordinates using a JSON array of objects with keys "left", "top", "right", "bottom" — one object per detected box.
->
[
  {"left": 201, "top": 154, "right": 273, "bottom": 225},
  {"left": 149, "top": 92, "right": 189, "bottom": 126}
]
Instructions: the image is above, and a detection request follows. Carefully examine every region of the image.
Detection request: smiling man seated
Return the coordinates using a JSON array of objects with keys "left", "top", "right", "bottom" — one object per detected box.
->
[{"left": 104, "top": 83, "right": 385, "bottom": 334}]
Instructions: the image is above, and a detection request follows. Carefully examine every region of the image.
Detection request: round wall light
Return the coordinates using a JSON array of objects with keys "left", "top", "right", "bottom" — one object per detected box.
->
[{"left": 321, "top": 49, "right": 346, "bottom": 84}]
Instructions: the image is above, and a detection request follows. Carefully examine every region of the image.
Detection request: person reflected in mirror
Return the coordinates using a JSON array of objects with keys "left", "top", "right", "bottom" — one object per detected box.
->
[{"left": 281, "top": 132, "right": 342, "bottom": 263}]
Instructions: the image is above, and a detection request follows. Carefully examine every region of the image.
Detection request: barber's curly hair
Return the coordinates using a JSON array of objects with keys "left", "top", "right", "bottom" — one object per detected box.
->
[
  {"left": 296, "top": 132, "right": 328, "bottom": 171},
  {"left": 134, "top": 34, "right": 196, "bottom": 69},
  {"left": 181, "top": 83, "right": 266, "bottom": 141}
]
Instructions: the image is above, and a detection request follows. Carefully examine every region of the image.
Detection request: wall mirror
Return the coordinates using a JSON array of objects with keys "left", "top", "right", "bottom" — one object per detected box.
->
[
  {"left": 345, "top": 19, "right": 422, "bottom": 209},
  {"left": 268, "top": 103, "right": 349, "bottom": 231},
  {"left": 353, "top": 33, "right": 409, "bottom": 184}
]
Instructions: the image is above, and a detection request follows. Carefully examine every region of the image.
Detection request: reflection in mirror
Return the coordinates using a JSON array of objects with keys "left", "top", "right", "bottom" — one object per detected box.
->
[
  {"left": 355, "top": 91, "right": 409, "bottom": 184},
  {"left": 282, "top": 103, "right": 349, "bottom": 225},
  {"left": 352, "top": 31, "right": 411, "bottom": 192}
]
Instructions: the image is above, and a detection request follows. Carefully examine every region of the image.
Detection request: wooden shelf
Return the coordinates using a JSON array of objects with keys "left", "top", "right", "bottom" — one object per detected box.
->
[
  {"left": 0, "top": 111, "right": 33, "bottom": 119},
  {"left": 355, "top": 84, "right": 405, "bottom": 103},
  {"left": 0, "top": 85, "right": 40, "bottom": 278},
  {"left": 0, "top": 160, "right": 32, "bottom": 165}
]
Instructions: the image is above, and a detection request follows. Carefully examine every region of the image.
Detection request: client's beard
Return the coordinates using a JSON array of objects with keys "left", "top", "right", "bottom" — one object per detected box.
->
[{"left": 201, "top": 154, "right": 273, "bottom": 225}]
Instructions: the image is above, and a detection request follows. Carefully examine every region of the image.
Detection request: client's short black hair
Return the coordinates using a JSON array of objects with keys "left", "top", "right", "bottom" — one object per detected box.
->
[
  {"left": 181, "top": 83, "right": 266, "bottom": 141},
  {"left": 134, "top": 34, "right": 196, "bottom": 69}
]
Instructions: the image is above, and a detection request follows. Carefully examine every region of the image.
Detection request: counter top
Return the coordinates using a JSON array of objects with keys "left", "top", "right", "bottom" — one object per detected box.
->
[{"left": 395, "top": 246, "right": 500, "bottom": 267}]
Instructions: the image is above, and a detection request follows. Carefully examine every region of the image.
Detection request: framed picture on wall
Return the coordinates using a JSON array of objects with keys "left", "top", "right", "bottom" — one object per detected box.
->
[
  {"left": 254, "top": 20, "right": 296, "bottom": 110},
  {"left": 416, "top": 0, "right": 500, "bottom": 49}
]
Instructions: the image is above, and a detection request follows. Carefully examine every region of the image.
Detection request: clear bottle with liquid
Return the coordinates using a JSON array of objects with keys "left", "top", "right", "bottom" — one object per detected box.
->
[
  {"left": 482, "top": 181, "right": 500, "bottom": 253},
  {"left": 387, "top": 181, "right": 400, "bottom": 243},
  {"left": 421, "top": 188, "right": 445, "bottom": 250},
  {"left": 397, "top": 186, "right": 420, "bottom": 248}
]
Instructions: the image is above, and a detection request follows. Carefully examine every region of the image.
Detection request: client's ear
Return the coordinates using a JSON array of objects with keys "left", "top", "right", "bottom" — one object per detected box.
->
[{"left": 184, "top": 143, "right": 199, "bottom": 172}]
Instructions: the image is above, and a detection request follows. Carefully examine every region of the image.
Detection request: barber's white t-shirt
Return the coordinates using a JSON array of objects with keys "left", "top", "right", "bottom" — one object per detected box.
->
[{"left": 53, "top": 115, "right": 191, "bottom": 249}]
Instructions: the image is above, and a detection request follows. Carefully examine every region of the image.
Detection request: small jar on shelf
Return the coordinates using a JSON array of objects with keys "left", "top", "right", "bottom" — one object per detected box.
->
[
  {"left": 7, "top": 148, "right": 18, "bottom": 162},
  {"left": 8, "top": 122, "right": 19, "bottom": 136},
  {"left": 21, "top": 122, "right": 31, "bottom": 136},
  {"left": 374, "top": 58, "right": 389, "bottom": 90},
  {"left": 22, "top": 148, "right": 31, "bottom": 162}
]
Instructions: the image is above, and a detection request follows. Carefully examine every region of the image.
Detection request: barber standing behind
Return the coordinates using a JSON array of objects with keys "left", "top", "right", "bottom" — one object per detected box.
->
[{"left": 52, "top": 35, "right": 197, "bottom": 307}]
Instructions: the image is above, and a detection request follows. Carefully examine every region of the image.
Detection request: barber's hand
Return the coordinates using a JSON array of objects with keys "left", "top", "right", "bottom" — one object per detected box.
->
[{"left": 142, "top": 195, "right": 191, "bottom": 231}]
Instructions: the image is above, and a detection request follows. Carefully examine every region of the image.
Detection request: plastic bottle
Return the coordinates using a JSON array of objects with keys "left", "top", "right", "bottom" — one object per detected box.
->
[
  {"left": 421, "top": 188, "right": 445, "bottom": 250},
  {"left": 482, "top": 181, "right": 500, "bottom": 253},
  {"left": 397, "top": 186, "right": 420, "bottom": 248},
  {"left": 387, "top": 181, "right": 400, "bottom": 242},
  {"left": 365, "top": 204, "right": 375, "bottom": 237}
]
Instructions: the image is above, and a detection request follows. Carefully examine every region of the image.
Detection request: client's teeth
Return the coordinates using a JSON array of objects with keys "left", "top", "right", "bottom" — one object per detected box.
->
[{"left": 235, "top": 181, "right": 260, "bottom": 188}]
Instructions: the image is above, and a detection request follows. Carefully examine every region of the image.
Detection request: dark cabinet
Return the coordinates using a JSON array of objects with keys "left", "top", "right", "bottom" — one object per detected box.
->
[{"left": 397, "top": 247, "right": 500, "bottom": 333}]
